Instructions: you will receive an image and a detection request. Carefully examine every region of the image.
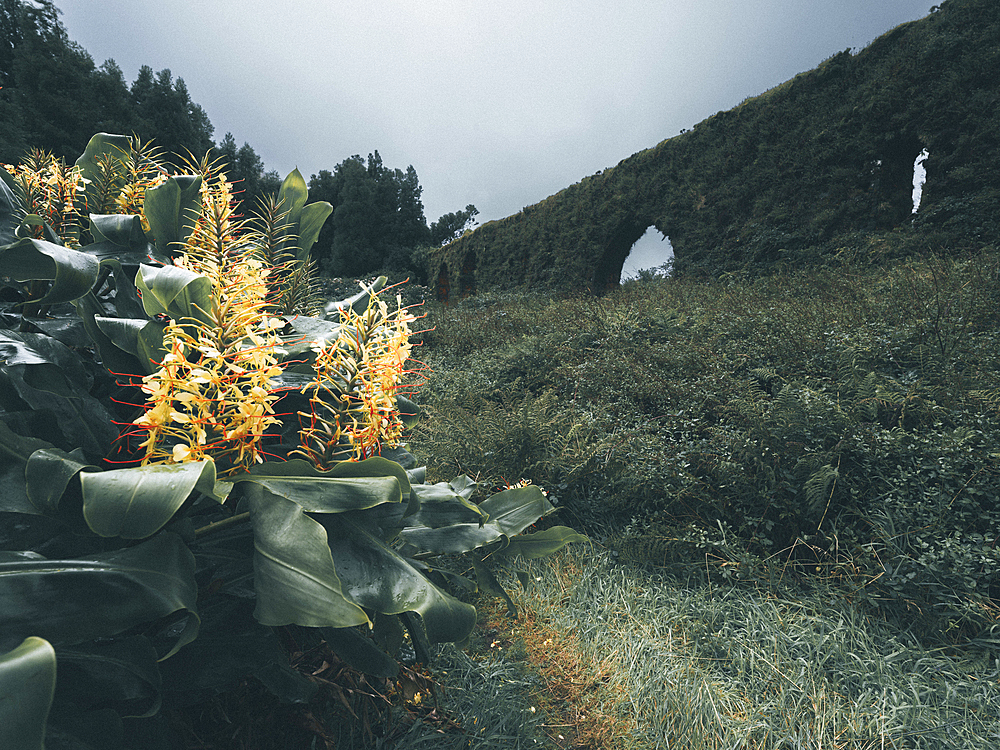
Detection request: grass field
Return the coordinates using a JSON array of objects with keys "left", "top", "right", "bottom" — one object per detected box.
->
[{"left": 359, "top": 249, "right": 1000, "bottom": 749}]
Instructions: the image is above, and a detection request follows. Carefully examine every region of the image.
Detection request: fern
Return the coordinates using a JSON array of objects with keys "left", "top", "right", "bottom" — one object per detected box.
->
[{"left": 803, "top": 462, "right": 839, "bottom": 524}]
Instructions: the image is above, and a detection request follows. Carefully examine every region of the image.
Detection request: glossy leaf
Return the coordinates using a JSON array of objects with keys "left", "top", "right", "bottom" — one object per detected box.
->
[
  {"left": 0, "top": 170, "right": 20, "bottom": 247},
  {"left": 408, "top": 481, "right": 485, "bottom": 528},
  {"left": 473, "top": 557, "right": 518, "bottom": 618},
  {"left": 401, "top": 484, "right": 555, "bottom": 554},
  {"left": 57, "top": 636, "right": 161, "bottom": 718},
  {"left": 143, "top": 174, "right": 203, "bottom": 257},
  {"left": 89, "top": 214, "right": 147, "bottom": 249},
  {"left": 93, "top": 316, "right": 166, "bottom": 373},
  {"left": 0, "top": 329, "right": 83, "bottom": 398},
  {"left": 323, "top": 514, "right": 477, "bottom": 645},
  {"left": 73, "top": 291, "right": 147, "bottom": 377},
  {"left": 135, "top": 263, "right": 214, "bottom": 325},
  {"left": 81, "top": 460, "right": 231, "bottom": 539},
  {"left": 0, "top": 421, "right": 53, "bottom": 516},
  {"left": 323, "top": 276, "right": 387, "bottom": 317},
  {"left": 25, "top": 447, "right": 96, "bottom": 515},
  {"left": 0, "top": 637, "right": 56, "bottom": 750},
  {"left": 399, "top": 520, "right": 505, "bottom": 555},
  {"left": 158, "top": 597, "right": 315, "bottom": 706},
  {"left": 247, "top": 484, "right": 370, "bottom": 629},
  {"left": 297, "top": 201, "right": 334, "bottom": 261},
  {"left": 321, "top": 626, "right": 399, "bottom": 678},
  {"left": 478, "top": 485, "right": 556, "bottom": 536},
  {"left": 0, "top": 238, "right": 101, "bottom": 304},
  {"left": 496, "top": 526, "right": 590, "bottom": 559},
  {"left": 242, "top": 475, "right": 403, "bottom": 513},
  {"left": 0, "top": 532, "right": 199, "bottom": 657},
  {"left": 74, "top": 132, "right": 132, "bottom": 213}
]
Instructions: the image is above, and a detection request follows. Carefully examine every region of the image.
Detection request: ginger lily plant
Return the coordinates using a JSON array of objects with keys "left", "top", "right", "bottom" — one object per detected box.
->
[{"left": 0, "top": 134, "right": 585, "bottom": 749}]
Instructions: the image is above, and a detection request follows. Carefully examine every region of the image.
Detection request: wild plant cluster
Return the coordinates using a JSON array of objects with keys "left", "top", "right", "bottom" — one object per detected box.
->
[{"left": 412, "top": 248, "right": 1000, "bottom": 640}]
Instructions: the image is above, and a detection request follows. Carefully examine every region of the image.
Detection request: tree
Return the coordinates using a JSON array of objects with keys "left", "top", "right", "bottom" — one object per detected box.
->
[
  {"left": 131, "top": 68, "right": 213, "bottom": 159},
  {"left": 0, "top": 0, "right": 97, "bottom": 161},
  {"left": 91, "top": 59, "right": 135, "bottom": 136},
  {"left": 215, "top": 132, "right": 281, "bottom": 217},
  {"left": 308, "top": 152, "right": 432, "bottom": 277},
  {"left": 430, "top": 204, "right": 479, "bottom": 246}
]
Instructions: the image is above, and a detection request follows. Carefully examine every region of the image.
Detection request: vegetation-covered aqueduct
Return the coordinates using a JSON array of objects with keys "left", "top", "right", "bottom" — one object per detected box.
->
[{"left": 429, "top": 0, "right": 1000, "bottom": 298}]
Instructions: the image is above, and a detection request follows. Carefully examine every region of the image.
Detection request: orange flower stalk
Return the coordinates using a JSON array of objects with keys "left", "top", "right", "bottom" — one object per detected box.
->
[
  {"left": 295, "top": 293, "right": 419, "bottom": 467},
  {"left": 132, "top": 168, "right": 285, "bottom": 475},
  {"left": 3, "top": 150, "right": 86, "bottom": 245}
]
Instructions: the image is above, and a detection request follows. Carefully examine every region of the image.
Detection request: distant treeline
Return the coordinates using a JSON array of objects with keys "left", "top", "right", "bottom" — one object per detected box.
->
[{"left": 0, "top": 0, "right": 476, "bottom": 278}]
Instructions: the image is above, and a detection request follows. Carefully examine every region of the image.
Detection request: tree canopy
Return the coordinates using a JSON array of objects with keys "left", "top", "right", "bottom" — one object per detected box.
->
[
  {"left": 1, "top": 0, "right": 477, "bottom": 280},
  {"left": 308, "top": 152, "right": 477, "bottom": 280}
]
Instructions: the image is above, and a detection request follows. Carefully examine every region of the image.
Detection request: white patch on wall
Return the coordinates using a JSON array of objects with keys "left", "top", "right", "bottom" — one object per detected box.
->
[
  {"left": 912, "top": 148, "right": 929, "bottom": 213},
  {"left": 623, "top": 227, "right": 673, "bottom": 279}
]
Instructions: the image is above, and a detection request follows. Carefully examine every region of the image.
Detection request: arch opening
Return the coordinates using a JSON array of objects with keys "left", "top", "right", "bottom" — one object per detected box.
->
[
  {"left": 622, "top": 227, "right": 674, "bottom": 281},
  {"left": 912, "top": 148, "right": 929, "bottom": 213},
  {"left": 871, "top": 134, "right": 925, "bottom": 228}
]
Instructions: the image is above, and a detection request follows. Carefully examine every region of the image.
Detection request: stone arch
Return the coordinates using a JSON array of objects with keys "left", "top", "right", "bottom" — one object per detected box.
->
[{"left": 592, "top": 217, "right": 652, "bottom": 292}]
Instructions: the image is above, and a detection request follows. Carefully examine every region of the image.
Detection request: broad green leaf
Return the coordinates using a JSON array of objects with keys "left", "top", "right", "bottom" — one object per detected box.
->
[
  {"left": 399, "top": 486, "right": 556, "bottom": 555},
  {"left": 0, "top": 170, "right": 20, "bottom": 247},
  {"left": 247, "top": 485, "right": 370, "bottom": 629},
  {"left": 240, "top": 475, "right": 402, "bottom": 513},
  {"left": 93, "top": 316, "right": 167, "bottom": 373},
  {"left": 243, "top": 456, "right": 413, "bottom": 497},
  {"left": 157, "top": 597, "right": 316, "bottom": 705},
  {"left": 447, "top": 475, "right": 477, "bottom": 500},
  {"left": 0, "top": 335, "right": 117, "bottom": 457},
  {"left": 0, "top": 421, "right": 53, "bottom": 516},
  {"left": 0, "top": 637, "right": 56, "bottom": 750},
  {"left": 323, "top": 514, "right": 477, "bottom": 645},
  {"left": 496, "top": 526, "right": 589, "bottom": 559},
  {"left": 143, "top": 174, "right": 203, "bottom": 257},
  {"left": 81, "top": 460, "right": 231, "bottom": 539},
  {"left": 478, "top": 485, "right": 556, "bottom": 536},
  {"left": 73, "top": 291, "right": 147, "bottom": 376},
  {"left": 74, "top": 132, "right": 131, "bottom": 213},
  {"left": 321, "top": 626, "right": 399, "bottom": 678},
  {"left": 399, "top": 520, "right": 505, "bottom": 554},
  {"left": 0, "top": 238, "right": 101, "bottom": 304},
  {"left": 57, "top": 636, "right": 161, "bottom": 719},
  {"left": 25, "top": 447, "right": 96, "bottom": 515},
  {"left": 397, "top": 395, "right": 419, "bottom": 429},
  {"left": 473, "top": 557, "right": 518, "bottom": 618},
  {"left": 0, "top": 532, "right": 199, "bottom": 658},
  {"left": 323, "top": 276, "right": 388, "bottom": 317},
  {"left": 89, "top": 213, "right": 147, "bottom": 249},
  {"left": 297, "top": 201, "right": 333, "bottom": 260},
  {"left": 276, "top": 169, "right": 309, "bottom": 229},
  {"left": 279, "top": 315, "right": 348, "bottom": 357},
  {"left": 135, "top": 263, "right": 214, "bottom": 325},
  {"left": 409, "top": 481, "right": 485, "bottom": 528}
]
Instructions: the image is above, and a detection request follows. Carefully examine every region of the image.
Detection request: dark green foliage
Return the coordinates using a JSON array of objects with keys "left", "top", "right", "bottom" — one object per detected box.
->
[
  {"left": 216, "top": 132, "right": 282, "bottom": 219},
  {"left": 429, "top": 0, "right": 1000, "bottom": 296},
  {"left": 308, "top": 155, "right": 477, "bottom": 282},
  {"left": 412, "top": 249, "right": 1000, "bottom": 640},
  {"left": 0, "top": 1, "right": 215, "bottom": 164},
  {"left": 430, "top": 204, "right": 479, "bottom": 246}
]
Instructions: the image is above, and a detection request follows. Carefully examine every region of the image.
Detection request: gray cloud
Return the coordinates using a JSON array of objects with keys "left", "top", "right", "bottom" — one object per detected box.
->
[{"left": 60, "top": 0, "right": 932, "bottom": 229}]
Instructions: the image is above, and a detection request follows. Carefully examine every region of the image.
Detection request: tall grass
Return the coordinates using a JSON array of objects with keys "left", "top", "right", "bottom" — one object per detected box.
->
[{"left": 360, "top": 250, "right": 1000, "bottom": 748}]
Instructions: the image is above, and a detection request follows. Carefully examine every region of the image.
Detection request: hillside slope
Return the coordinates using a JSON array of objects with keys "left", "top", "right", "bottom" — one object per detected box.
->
[{"left": 428, "top": 0, "right": 1000, "bottom": 297}]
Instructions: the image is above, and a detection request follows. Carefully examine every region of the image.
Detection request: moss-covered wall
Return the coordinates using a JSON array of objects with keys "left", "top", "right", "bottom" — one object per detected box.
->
[{"left": 429, "top": 0, "right": 1000, "bottom": 297}]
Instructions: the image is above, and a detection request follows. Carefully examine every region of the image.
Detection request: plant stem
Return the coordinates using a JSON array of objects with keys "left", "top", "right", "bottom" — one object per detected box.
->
[{"left": 195, "top": 511, "right": 250, "bottom": 538}]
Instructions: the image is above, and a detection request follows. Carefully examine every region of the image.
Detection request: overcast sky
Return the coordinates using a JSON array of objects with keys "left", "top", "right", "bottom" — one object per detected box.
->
[{"left": 59, "top": 1, "right": 932, "bottom": 271}]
